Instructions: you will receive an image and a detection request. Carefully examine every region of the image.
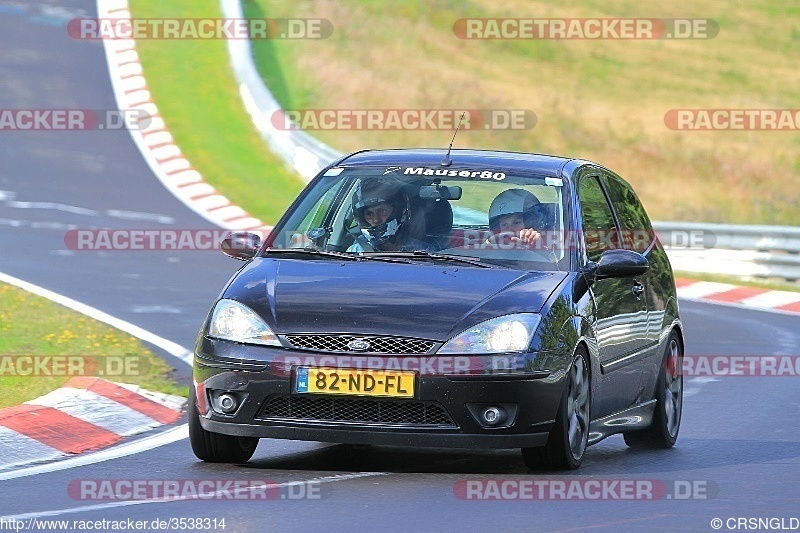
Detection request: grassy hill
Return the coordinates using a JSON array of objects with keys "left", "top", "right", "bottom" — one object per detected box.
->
[
  {"left": 129, "top": 0, "right": 305, "bottom": 223},
  {"left": 244, "top": 0, "right": 800, "bottom": 225}
]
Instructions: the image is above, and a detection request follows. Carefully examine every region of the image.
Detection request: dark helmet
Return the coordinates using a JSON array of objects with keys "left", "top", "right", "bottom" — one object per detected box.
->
[
  {"left": 351, "top": 179, "right": 410, "bottom": 247},
  {"left": 488, "top": 189, "right": 541, "bottom": 232}
]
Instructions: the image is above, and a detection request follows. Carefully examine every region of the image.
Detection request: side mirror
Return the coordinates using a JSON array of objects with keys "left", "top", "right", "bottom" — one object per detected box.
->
[
  {"left": 595, "top": 249, "right": 649, "bottom": 279},
  {"left": 220, "top": 231, "right": 262, "bottom": 261}
]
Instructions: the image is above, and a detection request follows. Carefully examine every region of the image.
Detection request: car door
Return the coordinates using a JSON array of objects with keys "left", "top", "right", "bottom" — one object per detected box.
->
[
  {"left": 600, "top": 173, "right": 662, "bottom": 347},
  {"left": 577, "top": 174, "right": 650, "bottom": 413},
  {"left": 600, "top": 172, "right": 666, "bottom": 393}
]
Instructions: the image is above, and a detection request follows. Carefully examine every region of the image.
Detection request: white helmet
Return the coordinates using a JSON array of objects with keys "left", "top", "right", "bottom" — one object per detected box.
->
[{"left": 488, "top": 189, "right": 541, "bottom": 232}]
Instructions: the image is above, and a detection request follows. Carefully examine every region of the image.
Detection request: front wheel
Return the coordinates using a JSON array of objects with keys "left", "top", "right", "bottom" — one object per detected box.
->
[
  {"left": 189, "top": 387, "right": 259, "bottom": 463},
  {"left": 623, "top": 331, "right": 683, "bottom": 448},
  {"left": 522, "top": 347, "right": 591, "bottom": 470}
]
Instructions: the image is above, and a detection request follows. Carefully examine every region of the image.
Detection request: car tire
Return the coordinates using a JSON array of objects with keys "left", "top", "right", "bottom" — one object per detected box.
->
[
  {"left": 189, "top": 387, "right": 259, "bottom": 463},
  {"left": 522, "top": 347, "right": 591, "bottom": 470},
  {"left": 623, "top": 331, "right": 683, "bottom": 448}
]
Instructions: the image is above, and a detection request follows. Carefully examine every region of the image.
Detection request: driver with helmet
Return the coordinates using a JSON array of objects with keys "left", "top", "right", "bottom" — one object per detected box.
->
[
  {"left": 347, "top": 179, "right": 430, "bottom": 252},
  {"left": 486, "top": 188, "right": 543, "bottom": 249}
]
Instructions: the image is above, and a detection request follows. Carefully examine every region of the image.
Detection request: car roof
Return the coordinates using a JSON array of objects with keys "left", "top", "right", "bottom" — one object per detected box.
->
[{"left": 337, "top": 148, "right": 578, "bottom": 178}]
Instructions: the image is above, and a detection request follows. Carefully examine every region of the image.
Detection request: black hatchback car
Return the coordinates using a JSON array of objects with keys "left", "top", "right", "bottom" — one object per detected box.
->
[{"left": 190, "top": 149, "right": 684, "bottom": 470}]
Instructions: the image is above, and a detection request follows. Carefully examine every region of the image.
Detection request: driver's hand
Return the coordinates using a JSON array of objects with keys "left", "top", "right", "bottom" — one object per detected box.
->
[
  {"left": 289, "top": 233, "right": 313, "bottom": 248},
  {"left": 516, "top": 228, "right": 541, "bottom": 248},
  {"left": 486, "top": 230, "right": 541, "bottom": 249},
  {"left": 486, "top": 231, "right": 513, "bottom": 246}
]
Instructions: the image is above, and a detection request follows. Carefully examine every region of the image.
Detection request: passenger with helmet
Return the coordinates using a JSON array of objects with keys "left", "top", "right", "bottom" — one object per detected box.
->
[
  {"left": 486, "top": 188, "right": 543, "bottom": 249},
  {"left": 347, "top": 179, "right": 430, "bottom": 252}
]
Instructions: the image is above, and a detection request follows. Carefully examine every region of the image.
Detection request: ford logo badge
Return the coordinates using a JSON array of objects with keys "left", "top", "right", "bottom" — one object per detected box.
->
[{"left": 347, "top": 339, "right": 371, "bottom": 352}]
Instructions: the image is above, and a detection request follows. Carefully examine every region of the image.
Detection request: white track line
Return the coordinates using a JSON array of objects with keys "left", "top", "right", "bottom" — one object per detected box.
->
[
  {"left": 0, "top": 273, "right": 387, "bottom": 502},
  {"left": 0, "top": 271, "right": 192, "bottom": 366},
  {"left": 0, "top": 425, "right": 188, "bottom": 481},
  {"left": 0, "top": 472, "right": 387, "bottom": 519},
  {"left": 99, "top": 0, "right": 269, "bottom": 232},
  {"left": 0, "top": 270, "right": 192, "bottom": 478}
]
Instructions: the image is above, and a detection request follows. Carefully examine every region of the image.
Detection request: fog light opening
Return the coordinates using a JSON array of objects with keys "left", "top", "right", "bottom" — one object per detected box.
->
[
  {"left": 482, "top": 406, "right": 504, "bottom": 426},
  {"left": 217, "top": 393, "right": 238, "bottom": 414}
]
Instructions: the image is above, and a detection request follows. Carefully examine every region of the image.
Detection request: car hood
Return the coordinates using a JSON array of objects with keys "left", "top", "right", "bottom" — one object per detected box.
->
[{"left": 224, "top": 258, "right": 568, "bottom": 341}]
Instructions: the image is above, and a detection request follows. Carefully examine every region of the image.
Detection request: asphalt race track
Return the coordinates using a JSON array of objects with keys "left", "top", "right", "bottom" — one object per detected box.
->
[{"left": 1, "top": 2, "right": 799, "bottom": 531}]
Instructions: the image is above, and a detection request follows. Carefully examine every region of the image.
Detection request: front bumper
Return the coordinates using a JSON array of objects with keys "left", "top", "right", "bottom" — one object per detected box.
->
[{"left": 193, "top": 337, "right": 568, "bottom": 449}]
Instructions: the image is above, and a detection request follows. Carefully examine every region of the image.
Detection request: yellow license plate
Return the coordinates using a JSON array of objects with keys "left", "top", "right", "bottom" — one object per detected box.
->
[{"left": 295, "top": 367, "right": 415, "bottom": 398}]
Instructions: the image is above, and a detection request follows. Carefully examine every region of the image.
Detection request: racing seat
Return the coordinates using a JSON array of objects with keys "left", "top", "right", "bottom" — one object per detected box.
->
[
  {"left": 532, "top": 202, "right": 557, "bottom": 232},
  {"left": 420, "top": 199, "right": 453, "bottom": 250}
]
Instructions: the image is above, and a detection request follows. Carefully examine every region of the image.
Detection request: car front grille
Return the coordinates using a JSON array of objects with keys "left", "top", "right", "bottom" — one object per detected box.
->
[
  {"left": 258, "top": 395, "right": 456, "bottom": 427},
  {"left": 283, "top": 334, "right": 436, "bottom": 355}
]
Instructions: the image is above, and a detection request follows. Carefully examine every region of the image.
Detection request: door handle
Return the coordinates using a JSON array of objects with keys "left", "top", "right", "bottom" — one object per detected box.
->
[{"left": 631, "top": 281, "right": 644, "bottom": 298}]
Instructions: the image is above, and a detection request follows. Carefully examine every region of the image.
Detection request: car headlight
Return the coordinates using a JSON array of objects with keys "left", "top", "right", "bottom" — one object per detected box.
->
[
  {"left": 438, "top": 314, "right": 541, "bottom": 354},
  {"left": 207, "top": 299, "right": 280, "bottom": 346}
]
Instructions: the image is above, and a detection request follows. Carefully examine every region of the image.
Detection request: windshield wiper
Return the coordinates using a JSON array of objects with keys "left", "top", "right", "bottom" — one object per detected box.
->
[
  {"left": 265, "top": 247, "right": 419, "bottom": 264},
  {"left": 263, "top": 247, "right": 359, "bottom": 260},
  {"left": 367, "top": 250, "right": 495, "bottom": 268},
  {"left": 353, "top": 254, "right": 416, "bottom": 264},
  {"left": 265, "top": 248, "right": 494, "bottom": 268}
]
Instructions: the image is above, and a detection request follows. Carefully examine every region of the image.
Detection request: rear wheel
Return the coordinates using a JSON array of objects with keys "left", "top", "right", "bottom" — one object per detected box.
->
[
  {"left": 522, "top": 347, "right": 590, "bottom": 470},
  {"left": 189, "top": 387, "right": 259, "bottom": 463},
  {"left": 623, "top": 332, "right": 683, "bottom": 448}
]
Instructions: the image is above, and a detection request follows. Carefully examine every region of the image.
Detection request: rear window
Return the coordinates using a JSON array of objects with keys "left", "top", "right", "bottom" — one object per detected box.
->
[{"left": 601, "top": 175, "right": 655, "bottom": 253}]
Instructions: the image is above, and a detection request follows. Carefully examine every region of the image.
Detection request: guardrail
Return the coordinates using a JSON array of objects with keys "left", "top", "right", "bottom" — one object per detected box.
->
[
  {"left": 221, "top": 0, "right": 799, "bottom": 283},
  {"left": 653, "top": 222, "right": 800, "bottom": 282},
  {"left": 221, "top": 0, "right": 342, "bottom": 181}
]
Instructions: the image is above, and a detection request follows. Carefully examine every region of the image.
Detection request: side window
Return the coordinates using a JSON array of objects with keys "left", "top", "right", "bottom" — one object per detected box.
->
[
  {"left": 601, "top": 175, "right": 654, "bottom": 253},
  {"left": 577, "top": 176, "right": 619, "bottom": 262},
  {"left": 295, "top": 182, "right": 343, "bottom": 233},
  {"left": 275, "top": 177, "right": 348, "bottom": 248}
]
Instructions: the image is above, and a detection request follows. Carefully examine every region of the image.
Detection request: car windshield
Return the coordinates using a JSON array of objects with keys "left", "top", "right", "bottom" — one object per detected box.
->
[{"left": 267, "top": 165, "right": 571, "bottom": 271}]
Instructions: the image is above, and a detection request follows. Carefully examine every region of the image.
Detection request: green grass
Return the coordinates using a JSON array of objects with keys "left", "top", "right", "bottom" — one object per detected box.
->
[
  {"left": 674, "top": 271, "right": 800, "bottom": 293},
  {"left": 128, "top": 0, "right": 306, "bottom": 224},
  {"left": 241, "top": 0, "right": 800, "bottom": 227},
  {"left": 0, "top": 283, "right": 186, "bottom": 408},
  {"left": 125, "top": 0, "right": 800, "bottom": 227}
]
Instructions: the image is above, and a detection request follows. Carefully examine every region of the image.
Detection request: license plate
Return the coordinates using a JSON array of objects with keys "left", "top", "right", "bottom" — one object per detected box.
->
[{"left": 295, "top": 367, "right": 415, "bottom": 398}]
